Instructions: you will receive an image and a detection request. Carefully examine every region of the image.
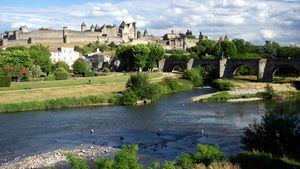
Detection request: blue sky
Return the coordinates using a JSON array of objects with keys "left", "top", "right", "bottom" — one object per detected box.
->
[{"left": 0, "top": 0, "right": 300, "bottom": 45}]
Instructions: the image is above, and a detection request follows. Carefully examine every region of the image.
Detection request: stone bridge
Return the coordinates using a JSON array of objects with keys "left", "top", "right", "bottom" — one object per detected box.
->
[{"left": 158, "top": 58, "right": 300, "bottom": 82}]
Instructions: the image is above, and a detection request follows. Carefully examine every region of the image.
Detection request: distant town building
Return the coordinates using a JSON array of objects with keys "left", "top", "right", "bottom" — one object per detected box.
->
[
  {"left": 50, "top": 47, "right": 80, "bottom": 68},
  {"left": 85, "top": 49, "right": 111, "bottom": 70}
]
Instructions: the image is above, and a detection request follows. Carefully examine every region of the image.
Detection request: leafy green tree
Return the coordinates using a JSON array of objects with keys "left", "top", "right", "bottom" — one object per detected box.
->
[
  {"left": 116, "top": 45, "right": 134, "bottom": 70},
  {"left": 132, "top": 44, "right": 150, "bottom": 71},
  {"left": 28, "top": 44, "right": 51, "bottom": 73},
  {"left": 189, "top": 40, "right": 216, "bottom": 58},
  {"left": 0, "top": 50, "right": 33, "bottom": 68},
  {"left": 278, "top": 46, "right": 300, "bottom": 59},
  {"left": 72, "top": 58, "right": 89, "bottom": 75},
  {"left": 55, "top": 61, "right": 70, "bottom": 72},
  {"left": 146, "top": 44, "right": 165, "bottom": 70},
  {"left": 30, "top": 65, "right": 42, "bottom": 79},
  {"left": 242, "top": 111, "right": 300, "bottom": 158},
  {"left": 232, "top": 39, "right": 255, "bottom": 54},
  {"left": 261, "top": 41, "right": 281, "bottom": 58}
]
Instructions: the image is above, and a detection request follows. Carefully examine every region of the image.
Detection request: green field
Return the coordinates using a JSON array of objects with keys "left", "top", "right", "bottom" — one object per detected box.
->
[{"left": 0, "top": 72, "right": 170, "bottom": 105}]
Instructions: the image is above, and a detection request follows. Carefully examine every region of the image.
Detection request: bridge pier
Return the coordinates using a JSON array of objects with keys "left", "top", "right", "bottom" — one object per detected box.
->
[
  {"left": 158, "top": 59, "right": 166, "bottom": 72},
  {"left": 219, "top": 58, "right": 227, "bottom": 78},
  {"left": 187, "top": 59, "right": 194, "bottom": 70}
]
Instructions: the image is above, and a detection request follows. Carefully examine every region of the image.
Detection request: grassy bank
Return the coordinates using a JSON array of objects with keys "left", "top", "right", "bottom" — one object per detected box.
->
[
  {"left": 0, "top": 76, "right": 193, "bottom": 113},
  {"left": 198, "top": 92, "right": 258, "bottom": 102}
]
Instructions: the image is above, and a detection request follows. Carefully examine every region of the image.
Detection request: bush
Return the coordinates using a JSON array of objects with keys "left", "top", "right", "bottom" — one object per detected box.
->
[
  {"left": 182, "top": 67, "right": 203, "bottom": 86},
  {"left": 118, "top": 90, "right": 139, "bottom": 106},
  {"left": 241, "top": 112, "right": 300, "bottom": 158},
  {"left": 84, "top": 71, "right": 96, "bottom": 77},
  {"left": 260, "top": 84, "right": 277, "bottom": 100},
  {"left": 72, "top": 58, "right": 89, "bottom": 75},
  {"left": 65, "top": 153, "right": 89, "bottom": 169},
  {"left": 0, "top": 75, "right": 12, "bottom": 87},
  {"left": 213, "top": 79, "right": 234, "bottom": 91},
  {"left": 55, "top": 61, "right": 70, "bottom": 72},
  {"left": 54, "top": 67, "right": 69, "bottom": 80},
  {"left": 103, "top": 67, "right": 110, "bottom": 73},
  {"left": 95, "top": 145, "right": 142, "bottom": 169},
  {"left": 193, "top": 144, "right": 226, "bottom": 166},
  {"left": 126, "top": 73, "right": 153, "bottom": 99},
  {"left": 44, "top": 74, "right": 56, "bottom": 81},
  {"left": 293, "top": 81, "right": 300, "bottom": 90}
]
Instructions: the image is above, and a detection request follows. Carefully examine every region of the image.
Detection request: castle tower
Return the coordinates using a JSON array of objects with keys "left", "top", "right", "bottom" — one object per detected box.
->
[
  {"left": 132, "top": 22, "right": 137, "bottom": 39},
  {"left": 81, "top": 22, "right": 87, "bottom": 32},
  {"left": 143, "top": 29, "right": 148, "bottom": 37},
  {"left": 90, "top": 24, "right": 95, "bottom": 32},
  {"left": 199, "top": 32, "right": 203, "bottom": 40},
  {"left": 19, "top": 26, "right": 28, "bottom": 33},
  {"left": 137, "top": 31, "right": 141, "bottom": 39}
]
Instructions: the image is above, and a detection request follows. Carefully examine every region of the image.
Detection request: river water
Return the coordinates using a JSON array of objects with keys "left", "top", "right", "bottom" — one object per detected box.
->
[{"left": 0, "top": 88, "right": 299, "bottom": 164}]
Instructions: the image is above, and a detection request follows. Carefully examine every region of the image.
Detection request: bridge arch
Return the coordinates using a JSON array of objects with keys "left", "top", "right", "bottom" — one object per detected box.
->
[
  {"left": 226, "top": 63, "right": 258, "bottom": 79},
  {"left": 270, "top": 64, "right": 300, "bottom": 79}
]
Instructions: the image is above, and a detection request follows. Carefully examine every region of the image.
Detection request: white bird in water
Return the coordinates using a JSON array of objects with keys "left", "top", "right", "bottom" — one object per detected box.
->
[{"left": 90, "top": 129, "right": 94, "bottom": 134}]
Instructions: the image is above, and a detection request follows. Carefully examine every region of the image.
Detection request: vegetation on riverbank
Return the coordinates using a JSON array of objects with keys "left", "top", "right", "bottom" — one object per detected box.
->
[
  {"left": 64, "top": 110, "right": 300, "bottom": 169},
  {"left": 0, "top": 72, "right": 193, "bottom": 112},
  {"left": 198, "top": 92, "right": 257, "bottom": 102},
  {"left": 119, "top": 73, "right": 194, "bottom": 105}
]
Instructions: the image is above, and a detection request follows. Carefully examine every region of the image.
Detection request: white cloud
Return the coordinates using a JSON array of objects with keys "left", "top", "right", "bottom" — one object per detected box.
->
[
  {"left": 0, "top": 0, "right": 299, "bottom": 45},
  {"left": 260, "top": 29, "right": 277, "bottom": 39}
]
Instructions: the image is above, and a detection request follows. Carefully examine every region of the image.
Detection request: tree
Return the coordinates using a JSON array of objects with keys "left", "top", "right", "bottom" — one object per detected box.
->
[
  {"left": 261, "top": 41, "right": 281, "bottom": 58},
  {"left": 55, "top": 61, "right": 70, "bottom": 72},
  {"left": 116, "top": 45, "right": 134, "bottom": 70},
  {"left": 132, "top": 44, "right": 150, "bottom": 71},
  {"left": 220, "top": 40, "right": 237, "bottom": 58},
  {"left": 30, "top": 65, "right": 42, "bottom": 79},
  {"left": 72, "top": 58, "right": 89, "bottom": 75},
  {"left": 146, "top": 44, "right": 165, "bottom": 70},
  {"left": 278, "top": 46, "right": 300, "bottom": 59},
  {"left": 28, "top": 44, "right": 52, "bottom": 73},
  {"left": 232, "top": 39, "right": 255, "bottom": 54}
]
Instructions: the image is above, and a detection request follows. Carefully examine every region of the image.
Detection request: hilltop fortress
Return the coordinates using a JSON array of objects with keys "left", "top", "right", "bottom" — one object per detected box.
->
[{"left": 0, "top": 21, "right": 200, "bottom": 50}]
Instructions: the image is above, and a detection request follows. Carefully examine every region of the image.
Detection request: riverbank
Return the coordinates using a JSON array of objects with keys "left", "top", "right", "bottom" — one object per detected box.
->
[
  {"left": 0, "top": 145, "right": 116, "bottom": 169},
  {"left": 0, "top": 73, "right": 193, "bottom": 113},
  {"left": 192, "top": 79, "right": 299, "bottom": 102}
]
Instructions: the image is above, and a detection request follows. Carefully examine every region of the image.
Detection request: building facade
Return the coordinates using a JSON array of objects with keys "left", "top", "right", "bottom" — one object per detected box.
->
[{"left": 50, "top": 47, "right": 81, "bottom": 68}]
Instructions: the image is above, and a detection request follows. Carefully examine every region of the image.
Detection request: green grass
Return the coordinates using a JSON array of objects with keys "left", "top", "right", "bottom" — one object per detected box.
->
[
  {"left": 0, "top": 94, "right": 118, "bottom": 113},
  {"left": 198, "top": 92, "right": 258, "bottom": 102},
  {"left": 0, "top": 72, "right": 162, "bottom": 92}
]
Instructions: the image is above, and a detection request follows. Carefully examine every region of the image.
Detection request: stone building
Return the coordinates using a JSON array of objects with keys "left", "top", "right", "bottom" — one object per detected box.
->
[{"left": 0, "top": 21, "right": 138, "bottom": 46}]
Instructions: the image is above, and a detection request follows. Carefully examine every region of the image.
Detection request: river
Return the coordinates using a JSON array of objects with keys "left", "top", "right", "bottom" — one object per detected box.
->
[{"left": 0, "top": 88, "right": 299, "bottom": 165}]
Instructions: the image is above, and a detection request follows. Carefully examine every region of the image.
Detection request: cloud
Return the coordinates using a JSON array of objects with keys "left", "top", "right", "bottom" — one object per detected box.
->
[{"left": 0, "top": 0, "right": 299, "bottom": 45}]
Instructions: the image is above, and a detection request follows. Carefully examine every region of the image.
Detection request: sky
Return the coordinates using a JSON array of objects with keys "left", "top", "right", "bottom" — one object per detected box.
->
[{"left": 0, "top": 0, "right": 299, "bottom": 45}]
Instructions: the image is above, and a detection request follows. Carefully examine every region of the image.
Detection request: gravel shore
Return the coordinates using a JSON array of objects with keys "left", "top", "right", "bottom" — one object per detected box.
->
[{"left": 0, "top": 145, "right": 116, "bottom": 169}]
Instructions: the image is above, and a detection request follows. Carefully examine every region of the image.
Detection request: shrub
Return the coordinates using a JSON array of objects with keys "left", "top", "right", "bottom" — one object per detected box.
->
[
  {"left": 260, "top": 84, "right": 277, "bottom": 100},
  {"left": 65, "top": 153, "right": 89, "bottom": 169},
  {"left": 193, "top": 144, "right": 226, "bottom": 166},
  {"left": 54, "top": 67, "right": 69, "bottom": 80},
  {"left": 213, "top": 79, "right": 234, "bottom": 91},
  {"left": 44, "top": 74, "right": 56, "bottom": 81},
  {"left": 176, "top": 153, "right": 194, "bottom": 169},
  {"left": 55, "top": 61, "right": 70, "bottom": 72},
  {"left": 95, "top": 145, "right": 142, "bottom": 169},
  {"left": 0, "top": 75, "right": 12, "bottom": 87},
  {"left": 118, "top": 90, "right": 139, "bottom": 106},
  {"left": 182, "top": 67, "right": 203, "bottom": 86},
  {"left": 126, "top": 73, "right": 153, "bottom": 99},
  {"left": 241, "top": 112, "right": 300, "bottom": 158},
  {"left": 72, "top": 58, "right": 89, "bottom": 75},
  {"left": 30, "top": 65, "right": 42, "bottom": 79}
]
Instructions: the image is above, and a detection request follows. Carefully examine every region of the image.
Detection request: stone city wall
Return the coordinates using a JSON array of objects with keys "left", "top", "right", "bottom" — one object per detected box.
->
[{"left": 18, "top": 30, "right": 63, "bottom": 39}]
